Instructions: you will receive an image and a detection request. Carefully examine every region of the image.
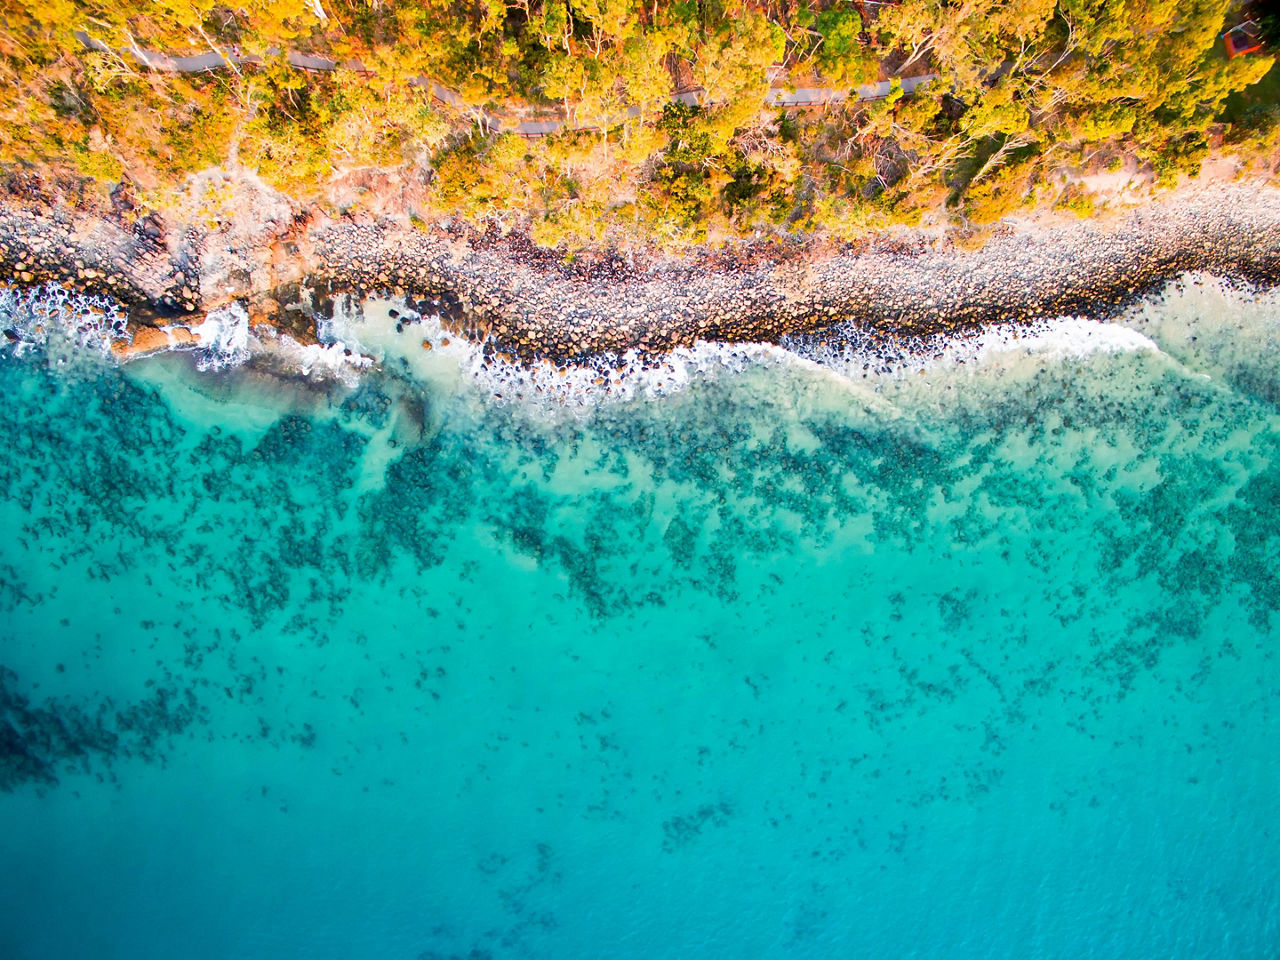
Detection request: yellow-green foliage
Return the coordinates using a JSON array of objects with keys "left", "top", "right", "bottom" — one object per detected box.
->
[
  {"left": 810, "top": 195, "right": 890, "bottom": 240},
  {"left": 236, "top": 61, "right": 449, "bottom": 195},
  {"left": 1056, "top": 182, "right": 1096, "bottom": 218},
  {"left": 69, "top": 139, "right": 123, "bottom": 182},
  {"left": 963, "top": 159, "right": 1036, "bottom": 226},
  {"left": 0, "top": 0, "right": 1271, "bottom": 247},
  {"left": 1068, "top": 104, "right": 1138, "bottom": 143}
]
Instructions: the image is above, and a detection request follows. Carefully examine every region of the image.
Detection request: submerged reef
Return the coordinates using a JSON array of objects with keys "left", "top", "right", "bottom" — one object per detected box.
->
[
  {"left": 4, "top": 285, "right": 1280, "bottom": 796},
  {"left": 0, "top": 665, "right": 204, "bottom": 793}
]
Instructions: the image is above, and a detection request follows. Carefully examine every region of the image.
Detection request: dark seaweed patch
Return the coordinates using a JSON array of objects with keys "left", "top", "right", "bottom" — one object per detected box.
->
[
  {"left": 0, "top": 666, "right": 204, "bottom": 792},
  {"left": 662, "top": 801, "right": 734, "bottom": 852}
]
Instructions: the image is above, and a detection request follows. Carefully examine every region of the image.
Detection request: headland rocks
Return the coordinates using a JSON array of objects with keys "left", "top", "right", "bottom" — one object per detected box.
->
[{"left": 3, "top": 179, "right": 1279, "bottom": 367}]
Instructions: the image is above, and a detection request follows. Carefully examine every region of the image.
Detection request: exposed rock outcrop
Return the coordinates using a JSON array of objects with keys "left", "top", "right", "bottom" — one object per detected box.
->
[{"left": 2, "top": 171, "right": 1279, "bottom": 364}]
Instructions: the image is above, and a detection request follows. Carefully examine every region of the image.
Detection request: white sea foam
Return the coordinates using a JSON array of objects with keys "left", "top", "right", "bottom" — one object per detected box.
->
[
  {"left": 267, "top": 334, "right": 373, "bottom": 386},
  {"left": 188, "top": 303, "right": 251, "bottom": 371},
  {"left": 975, "top": 315, "right": 1159, "bottom": 359},
  {"left": 153, "top": 301, "right": 374, "bottom": 382},
  {"left": 0, "top": 283, "right": 129, "bottom": 364},
  {"left": 784, "top": 314, "right": 1158, "bottom": 383},
  {"left": 4, "top": 274, "right": 1270, "bottom": 412},
  {"left": 325, "top": 296, "right": 805, "bottom": 412},
  {"left": 311, "top": 296, "right": 1172, "bottom": 418}
]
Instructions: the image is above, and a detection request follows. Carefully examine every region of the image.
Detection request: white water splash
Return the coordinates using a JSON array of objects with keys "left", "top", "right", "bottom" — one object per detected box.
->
[
  {"left": 325, "top": 297, "right": 806, "bottom": 412},
  {"left": 298, "top": 295, "right": 1161, "bottom": 422},
  {"left": 975, "top": 316, "right": 1159, "bottom": 359},
  {"left": 449, "top": 314, "right": 1160, "bottom": 413},
  {"left": 268, "top": 334, "right": 373, "bottom": 386},
  {"left": 4, "top": 275, "right": 1267, "bottom": 413},
  {"left": 784, "top": 314, "right": 1158, "bottom": 384},
  {"left": 171, "top": 302, "right": 372, "bottom": 382},
  {"left": 189, "top": 303, "right": 251, "bottom": 371},
  {"left": 0, "top": 283, "right": 129, "bottom": 363},
  {"left": 455, "top": 334, "right": 794, "bottom": 410}
]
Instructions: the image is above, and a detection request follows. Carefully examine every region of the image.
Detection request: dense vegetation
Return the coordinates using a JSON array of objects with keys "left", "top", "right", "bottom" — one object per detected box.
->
[{"left": 0, "top": 0, "right": 1276, "bottom": 248}]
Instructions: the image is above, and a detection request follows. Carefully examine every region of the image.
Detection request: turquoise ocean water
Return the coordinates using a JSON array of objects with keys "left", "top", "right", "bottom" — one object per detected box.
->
[{"left": 1, "top": 274, "right": 1278, "bottom": 959}]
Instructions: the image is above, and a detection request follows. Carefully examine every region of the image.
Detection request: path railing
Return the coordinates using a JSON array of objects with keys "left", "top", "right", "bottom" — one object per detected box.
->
[{"left": 74, "top": 31, "right": 937, "bottom": 139}]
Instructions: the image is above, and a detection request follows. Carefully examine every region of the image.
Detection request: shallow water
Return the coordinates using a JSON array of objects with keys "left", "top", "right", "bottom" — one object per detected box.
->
[{"left": 1, "top": 275, "right": 1278, "bottom": 959}]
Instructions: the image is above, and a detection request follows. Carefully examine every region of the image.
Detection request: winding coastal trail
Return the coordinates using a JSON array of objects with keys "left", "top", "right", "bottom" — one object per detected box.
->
[
  {"left": 2, "top": 36, "right": 1275, "bottom": 365},
  {"left": 73, "top": 31, "right": 938, "bottom": 138}
]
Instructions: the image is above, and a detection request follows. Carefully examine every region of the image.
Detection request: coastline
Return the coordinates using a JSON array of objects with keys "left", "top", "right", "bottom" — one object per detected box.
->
[{"left": 2, "top": 176, "right": 1280, "bottom": 368}]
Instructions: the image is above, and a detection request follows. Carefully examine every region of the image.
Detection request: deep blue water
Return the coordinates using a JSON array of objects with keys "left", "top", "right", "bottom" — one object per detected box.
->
[{"left": 1, "top": 275, "right": 1278, "bottom": 959}]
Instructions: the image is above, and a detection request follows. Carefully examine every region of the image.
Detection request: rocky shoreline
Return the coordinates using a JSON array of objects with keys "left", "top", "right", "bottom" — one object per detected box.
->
[{"left": 2, "top": 176, "right": 1280, "bottom": 367}]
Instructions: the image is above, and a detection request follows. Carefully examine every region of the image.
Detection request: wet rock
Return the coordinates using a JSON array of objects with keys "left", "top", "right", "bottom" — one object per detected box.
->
[{"left": 111, "top": 324, "right": 197, "bottom": 360}]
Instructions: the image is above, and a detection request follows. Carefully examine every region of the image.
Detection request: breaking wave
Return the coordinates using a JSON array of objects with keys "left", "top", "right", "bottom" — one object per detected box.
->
[
  {"left": 0, "top": 283, "right": 129, "bottom": 366},
  {"left": 189, "top": 303, "right": 251, "bottom": 372},
  {"left": 8, "top": 272, "right": 1280, "bottom": 413}
]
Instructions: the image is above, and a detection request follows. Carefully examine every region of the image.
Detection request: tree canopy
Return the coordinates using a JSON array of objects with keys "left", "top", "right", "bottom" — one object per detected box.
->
[{"left": 0, "top": 0, "right": 1273, "bottom": 246}]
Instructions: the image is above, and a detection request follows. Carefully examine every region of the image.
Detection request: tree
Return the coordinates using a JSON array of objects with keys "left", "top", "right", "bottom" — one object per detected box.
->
[{"left": 813, "top": 7, "right": 876, "bottom": 87}]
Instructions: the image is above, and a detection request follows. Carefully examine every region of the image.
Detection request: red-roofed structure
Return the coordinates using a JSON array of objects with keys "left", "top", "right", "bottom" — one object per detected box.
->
[{"left": 1224, "top": 19, "right": 1265, "bottom": 58}]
